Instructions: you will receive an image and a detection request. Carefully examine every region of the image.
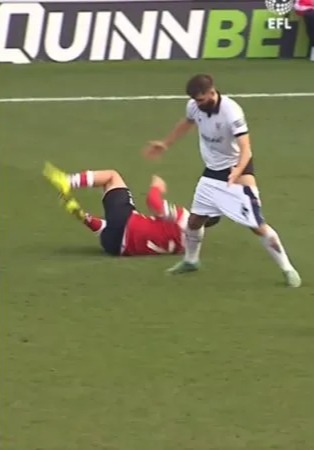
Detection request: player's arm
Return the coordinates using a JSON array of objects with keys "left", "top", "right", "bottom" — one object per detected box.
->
[
  {"left": 163, "top": 118, "right": 195, "bottom": 149},
  {"left": 227, "top": 102, "right": 252, "bottom": 184},
  {"left": 146, "top": 175, "right": 178, "bottom": 221},
  {"left": 143, "top": 119, "right": 194, "bottom": 159},
  {"left": 234, "top": 133, "right": 252, "bottom": 175},
  {"left": 143, "top": 100, "right": 196, "bottom": 159},
  {"left": 163, "top": 99, "right": 197, "bottom": 149}
]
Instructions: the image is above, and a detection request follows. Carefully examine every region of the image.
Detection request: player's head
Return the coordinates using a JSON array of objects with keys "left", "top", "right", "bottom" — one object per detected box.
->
[{"left": 186, "top": 74, "right": 217, "bottom": 112}]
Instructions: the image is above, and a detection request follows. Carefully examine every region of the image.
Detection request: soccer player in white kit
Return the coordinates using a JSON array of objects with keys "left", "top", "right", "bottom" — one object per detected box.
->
[{"left": 144, "top": 74, "right": 301, "bottom": 287}]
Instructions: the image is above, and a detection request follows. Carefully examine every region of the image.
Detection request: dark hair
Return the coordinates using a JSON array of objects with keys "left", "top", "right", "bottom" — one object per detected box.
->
[{"left": 186, "top": 74, "right": 214, "bottom": 98}]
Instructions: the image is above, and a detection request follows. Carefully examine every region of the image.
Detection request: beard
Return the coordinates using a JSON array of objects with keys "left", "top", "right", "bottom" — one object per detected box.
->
[{"left": 197, "top": 100, "right": 216, "bottom": 113}]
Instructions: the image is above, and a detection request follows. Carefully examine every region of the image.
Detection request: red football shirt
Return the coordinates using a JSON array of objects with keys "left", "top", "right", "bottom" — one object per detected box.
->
[{"left": 121, "top": 208, "right": 188, "bottom": 256}]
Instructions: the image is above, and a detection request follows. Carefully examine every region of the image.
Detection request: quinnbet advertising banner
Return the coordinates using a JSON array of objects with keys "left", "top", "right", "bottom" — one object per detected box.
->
[{"left": 0, "top": 1, "right": 309, "bottom": 63}]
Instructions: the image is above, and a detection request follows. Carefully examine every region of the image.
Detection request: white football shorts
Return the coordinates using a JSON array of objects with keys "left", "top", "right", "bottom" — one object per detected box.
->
[{"left": 191, "top": 176, "right": 265, "bottom": 228}]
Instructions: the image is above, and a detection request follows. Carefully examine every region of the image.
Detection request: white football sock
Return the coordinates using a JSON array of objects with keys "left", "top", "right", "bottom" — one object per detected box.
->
[
  {"left": 260, "top": 226, "right": 294, "bottom": 272},
  {"left": 184, "top": 226, "right": 205, "bottom": 264},
  {"left": 68, "top": 171, "right": 95, "bottom": 189}
]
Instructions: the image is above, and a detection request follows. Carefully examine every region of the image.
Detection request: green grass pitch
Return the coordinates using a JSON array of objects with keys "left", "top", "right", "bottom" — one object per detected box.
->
[{"left": 1, "top": 59, "right": 314, "bottom": 450}]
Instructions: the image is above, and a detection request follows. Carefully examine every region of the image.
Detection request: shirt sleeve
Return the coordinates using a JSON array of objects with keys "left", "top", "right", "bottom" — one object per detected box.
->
[
  {"left": 226, "top": 100, "right": 249, "bottom": 136},
  {"left": 186, "top": 99, "right": 197, "bottom": 122}
]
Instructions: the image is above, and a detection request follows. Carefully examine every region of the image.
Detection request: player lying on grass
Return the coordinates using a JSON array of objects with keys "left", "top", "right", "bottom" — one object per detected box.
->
[{"left": 43, "top": 162, "right": 211, "bottom": 256}]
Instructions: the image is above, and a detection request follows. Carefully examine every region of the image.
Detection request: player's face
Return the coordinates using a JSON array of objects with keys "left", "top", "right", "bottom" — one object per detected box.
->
[{"left": 194, "top": 88, "right": 217, "bottom": 112}]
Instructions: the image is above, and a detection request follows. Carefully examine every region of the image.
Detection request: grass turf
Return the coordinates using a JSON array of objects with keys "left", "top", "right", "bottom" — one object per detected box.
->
[{"left": 1, "top": 59, "right": 314, "bottom": 450}]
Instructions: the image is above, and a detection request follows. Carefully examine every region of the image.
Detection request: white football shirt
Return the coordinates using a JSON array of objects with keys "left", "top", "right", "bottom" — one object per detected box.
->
[{"left": 186, "top": 95, "right": 249, "bottom": 171}]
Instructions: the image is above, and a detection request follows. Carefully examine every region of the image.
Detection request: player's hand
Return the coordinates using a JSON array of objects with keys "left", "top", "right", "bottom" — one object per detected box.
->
[
  {"left": 228, "top": 167, "right": 242, "bottom": 185},
  {"left": 151, "top": 175, "right": 167, "bottom": 194},
  {"left": 143, "top": 141, "right": 168, "bottom": 159}
]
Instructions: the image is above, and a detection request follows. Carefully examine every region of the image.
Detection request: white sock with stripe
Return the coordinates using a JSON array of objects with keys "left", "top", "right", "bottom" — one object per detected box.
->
[
  {"left": 184, "top": 226, "right": 205, "bottom": 264},
  {"left": 260, "top": 226, "right": 294, "bottom": 272},
  {"left": 68, "top": 171, "right": 94, "bottom": 188}
]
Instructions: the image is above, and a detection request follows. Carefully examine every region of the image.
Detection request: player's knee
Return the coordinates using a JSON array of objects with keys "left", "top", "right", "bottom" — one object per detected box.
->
[
  {"left": 204, "top": 216, "right": 221, "bottom": 228},
  {"left": 104, "top": 170, "right": 127, "bottom": 191},
  {"left": 188, "top": 213, "right": 207, "bottom": 230},
  {"left": 250, "top": 222, "right": 268, "bottom": 236},
  {"left": 108, "top": 170, "right": 122, "bottom": 182}
]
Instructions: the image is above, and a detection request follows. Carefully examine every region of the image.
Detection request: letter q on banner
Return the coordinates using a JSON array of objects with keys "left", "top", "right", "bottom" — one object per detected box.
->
[{"left": 0, "top": 2, "right": 45, "bottom": 63}]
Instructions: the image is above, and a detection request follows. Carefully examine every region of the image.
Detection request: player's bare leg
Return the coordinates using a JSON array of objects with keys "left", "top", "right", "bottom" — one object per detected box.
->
[
  {"left": 167, "top": 213, "right": 207, "bottom": 274},
  {"left": 227, "top": 175, "right": 301, "bottom": 287},
  {"left": 71, "top": 169, "right": 128, "bottom": 193},
  {"left": 43, "top": 161, "right": 127, "bottom": 196},
  {"left": 251, "top": 223, "right": 301, "bottom": 288}
]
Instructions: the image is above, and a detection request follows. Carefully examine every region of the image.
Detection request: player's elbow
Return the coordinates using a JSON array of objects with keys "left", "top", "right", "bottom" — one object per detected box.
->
[{"left": 246, "top": 147, "right": 252, "bottom": 158}]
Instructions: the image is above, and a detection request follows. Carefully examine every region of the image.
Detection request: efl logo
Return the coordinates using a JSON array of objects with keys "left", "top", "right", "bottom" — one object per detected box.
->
[{"left": 265, "top": 0, "right": 294, "bottom": 29}]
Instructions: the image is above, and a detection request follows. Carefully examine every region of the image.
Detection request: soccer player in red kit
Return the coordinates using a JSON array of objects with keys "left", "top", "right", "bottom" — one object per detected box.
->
[{"left": 43, "top": 162, "right": 190, "bottom": 256}]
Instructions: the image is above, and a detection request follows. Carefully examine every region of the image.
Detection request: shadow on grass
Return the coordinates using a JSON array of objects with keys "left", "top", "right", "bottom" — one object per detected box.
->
[{"left": 53, "top": 245, "right": 109, "bottom": 257}]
